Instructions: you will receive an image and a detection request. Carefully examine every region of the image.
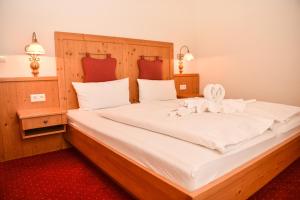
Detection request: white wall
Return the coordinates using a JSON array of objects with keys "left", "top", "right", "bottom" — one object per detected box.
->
[
  {"left": 1, "top": 0, "right": 299, "bottom": 106},
  {"left": 0, "top": 0, "right": 197, "bottom": 77},
  {"left": 0, "top": 55, "right": 56, "bottom": 77},
  {"left": 192, "top": 0, "right": 300, "bottom": 106}
]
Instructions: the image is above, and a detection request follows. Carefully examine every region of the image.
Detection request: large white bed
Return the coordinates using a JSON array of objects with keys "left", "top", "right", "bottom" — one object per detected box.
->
[
  {"left": 56, "top": 32, "right": 300, "bottom": 199},
  {"left": 67, "top": 99, "right": 300, "bottom": 192}
]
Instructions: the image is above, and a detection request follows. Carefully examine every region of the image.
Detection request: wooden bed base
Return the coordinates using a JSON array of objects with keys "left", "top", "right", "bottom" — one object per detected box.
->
[{"left": 65, "top": 125, "right": 300, "bottom": 200}]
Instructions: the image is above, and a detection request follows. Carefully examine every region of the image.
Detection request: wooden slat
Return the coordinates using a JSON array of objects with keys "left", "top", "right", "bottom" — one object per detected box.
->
[
  {"left": 0, "top": 120, "right": 4, "bottom": 161},
  {"left": 22, "top": 126, "right": 66, "bottom": 139},
  {"left": 83, "top": 33, "right": 173, "bottom": 47},
  {"left": 127, "top": 44, "right": 173, "bottom": 102},
  {"left": 62, "top": 39, "right": 86, "bottom": 109},
  {"left": 0, "top": 76, "right": 58, "bottom": 82},
  {"left": 17, "top": 108, "right": 66, "bottom": 119}
]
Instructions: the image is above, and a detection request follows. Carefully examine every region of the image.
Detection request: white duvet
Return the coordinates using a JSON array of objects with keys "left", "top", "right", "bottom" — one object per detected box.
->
[
  {"left": 98, "top": 100, "right": 300, "bottom": 153},
  {"left": 244, "top": 101, "right": 300, "bottom": 122},
  {"left": 97, "top": 100, "right": 279, "bottom": 153}
]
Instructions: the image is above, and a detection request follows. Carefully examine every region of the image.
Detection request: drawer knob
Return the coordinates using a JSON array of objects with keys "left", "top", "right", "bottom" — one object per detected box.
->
[{"left": 43, "top": 120, "right": 48, "bottom": 124}]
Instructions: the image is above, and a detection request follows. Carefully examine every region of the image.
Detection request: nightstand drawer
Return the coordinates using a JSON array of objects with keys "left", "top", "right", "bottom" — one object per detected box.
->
[
  {"left": 17, "top": 108, "right": 67, "bottom": 139},
  {"left": 22, "top": 114, "right": 65, "bottom": 130}
]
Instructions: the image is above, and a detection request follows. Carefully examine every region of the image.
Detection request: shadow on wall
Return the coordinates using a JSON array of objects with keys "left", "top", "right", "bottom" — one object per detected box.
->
[
  {"left": 0, "top": 55, "right": 56, "bottom": 77},
  {"left": 193, "top": 55, "right": 300, "bottom": 107}
]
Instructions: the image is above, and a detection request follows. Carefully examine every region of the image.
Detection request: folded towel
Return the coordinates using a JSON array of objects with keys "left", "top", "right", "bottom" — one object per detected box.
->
[
  {"left": 172, "top": 98, "right": 255, "bottom": 117},
  {"left": 203, "top": 84, "right": 225, "bottom": 103},
  {"left": 174, "top": 83, "right": 251, "bottom": 117},
  {"left": 168, "top": 107, "right": 197, "bottom": 117},
  {"left": 221, "top": 99, "right": 245, "bottom": 113},
  {"left": 207, "top": 100, "right": 222, "bottom": 113},
  {"left": 196, "top": 101, "right": 208, "bottom": 113},
  {"left": 182, "top": 98, "right": 205, "bottom": 109}
]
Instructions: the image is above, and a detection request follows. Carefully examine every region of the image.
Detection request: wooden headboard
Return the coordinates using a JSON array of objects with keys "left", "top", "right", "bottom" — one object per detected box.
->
[{"left": 55, "top": 32, "right": 174, "bottom": 110}]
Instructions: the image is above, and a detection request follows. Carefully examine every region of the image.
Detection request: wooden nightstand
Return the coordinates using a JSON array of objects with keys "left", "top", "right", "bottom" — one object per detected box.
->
[
  {"left": 17, "top": 108, "right": 67, "bottom": 139},
  {"left": 174, "top": 74, "right": 200, "bottom": 98}
]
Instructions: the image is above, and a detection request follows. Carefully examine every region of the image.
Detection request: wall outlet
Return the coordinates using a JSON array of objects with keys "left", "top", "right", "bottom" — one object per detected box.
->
[
  {"left": 179, "top": 84, "right": 187, "bottom": 90},
  {"left": 30, "top": 94, "right": 46, "bottom": 102}
]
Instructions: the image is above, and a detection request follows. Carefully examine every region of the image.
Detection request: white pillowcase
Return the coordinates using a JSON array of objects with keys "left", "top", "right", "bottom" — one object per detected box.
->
[
  {"left": 137, "top": 79, "right": 177, "bottom": 102},
  {"left": 72, "top": 78, "right": 130, "bottom": 110}
]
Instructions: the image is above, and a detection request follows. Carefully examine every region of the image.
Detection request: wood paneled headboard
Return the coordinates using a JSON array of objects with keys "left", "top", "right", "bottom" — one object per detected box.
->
[{"left": 55, "top": 32, "right": 174, "bottom": 110}]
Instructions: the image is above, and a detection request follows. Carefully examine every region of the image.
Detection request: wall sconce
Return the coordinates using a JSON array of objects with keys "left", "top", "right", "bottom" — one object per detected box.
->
[
  {"left": 25, "top": 32, "right": 45, "bottom": 77},
  {"left": 177, "top": 45, "right": 194, "bottom": 74}
]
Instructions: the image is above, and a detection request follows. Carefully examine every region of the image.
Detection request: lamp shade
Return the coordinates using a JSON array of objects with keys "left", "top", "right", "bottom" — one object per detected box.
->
[
  {"left": 184, "top": 52, "right": 194, "bottom": 61},
  {"left": 25, "top": 32, "right": 45, "bottom": 55},
  {"left": 25, "top": 32, "right": 45, "bottom": 77},
  {"left": 25, "top": 43, "right": 45, "bottom": 55}
]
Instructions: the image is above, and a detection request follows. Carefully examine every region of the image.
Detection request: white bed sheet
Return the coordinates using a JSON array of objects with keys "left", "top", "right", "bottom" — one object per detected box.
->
[
  {"left": 98, "top": 100, "right": 274, "bottom": 153},
  {"left": 67, "top": 109, "right": 300, "bottom": 191}
]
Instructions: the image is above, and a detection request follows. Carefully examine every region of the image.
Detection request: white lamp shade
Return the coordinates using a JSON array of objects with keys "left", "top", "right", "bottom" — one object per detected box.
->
[
  {"left": 25, "top": 43, "right": 45, "bottom": 55},
  {"left": 184, "top": 52, "right": 194, "bottom": 61}
]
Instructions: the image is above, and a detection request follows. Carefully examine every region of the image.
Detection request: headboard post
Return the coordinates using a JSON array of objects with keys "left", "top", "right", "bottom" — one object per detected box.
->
[{"left": 55, "top": 32, "right": 174, "bottom": 110}]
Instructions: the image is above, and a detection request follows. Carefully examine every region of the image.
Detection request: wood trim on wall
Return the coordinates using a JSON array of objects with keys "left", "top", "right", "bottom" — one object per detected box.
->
[
  {"left": 0, "top": 126, "right": 4, "bottom": 161},
  {"left": 0, "top": 76, "right": 58, "bottom": 83},
  {"left": 0, "top": 78, "right": 68, "bottom": 162}
]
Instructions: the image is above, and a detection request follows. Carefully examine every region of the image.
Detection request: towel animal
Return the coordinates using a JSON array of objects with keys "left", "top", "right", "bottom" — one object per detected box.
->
[
  {"left": 203, "top": 84, "right": 225, "bottom": 103},
  {"left": 169, "top": 84, "right": 256, "bottom": 117}
]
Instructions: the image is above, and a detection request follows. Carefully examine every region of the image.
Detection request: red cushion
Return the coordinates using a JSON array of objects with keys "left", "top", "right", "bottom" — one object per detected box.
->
[
  {"left": 82, "top": 54, "right": 117, "bottom": 82},
  {"left": 137, "top": 56, "right": 163, "bottom": 80}
]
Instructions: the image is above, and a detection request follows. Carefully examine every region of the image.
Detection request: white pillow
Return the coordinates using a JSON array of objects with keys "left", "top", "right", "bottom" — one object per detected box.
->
[
  {"left": 137, "top": 79, "right": 177, "bottom": 102},
  {"left": 72, "top": 78, "right": 130, "bottom": 110}
]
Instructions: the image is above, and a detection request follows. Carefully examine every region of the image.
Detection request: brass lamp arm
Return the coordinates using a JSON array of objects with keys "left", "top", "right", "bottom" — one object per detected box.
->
[
  {"left": 177, "top": 45, "right": 192, "bottom": 74},
  {"left": 179, "top": 45, "right": 190, "bottom": 55}
]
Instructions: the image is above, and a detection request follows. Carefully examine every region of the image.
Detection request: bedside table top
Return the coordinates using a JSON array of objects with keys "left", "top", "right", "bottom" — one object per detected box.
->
[
  {"left": 177, "top": 94, "right": 204, "bottom": 98},
  {"left": 174, "top": 73, "right": 199, "bottom": 77},
  {"left": 17, "top": 108, "right": 66, "bottom": 119}
]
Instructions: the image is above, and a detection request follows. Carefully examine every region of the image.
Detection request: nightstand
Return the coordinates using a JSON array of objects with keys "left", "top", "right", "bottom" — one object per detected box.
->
[
  {"left": 174, "top": 74, "right": 200, "bottom": 98},
  {"left": 17, "top": 108, "right": 67, "bottom": 139}
]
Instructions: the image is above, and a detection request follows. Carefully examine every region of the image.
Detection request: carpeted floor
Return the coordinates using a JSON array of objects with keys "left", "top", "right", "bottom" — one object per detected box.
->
[{"left": 0, "top": 148, "right": 299, "bottom": 200}]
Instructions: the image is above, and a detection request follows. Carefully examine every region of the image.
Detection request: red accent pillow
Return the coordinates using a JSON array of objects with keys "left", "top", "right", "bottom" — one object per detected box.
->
[
  {"left": 82, "top": 54, "right": 117, "bottom": 82},
  {"left": 137, "top": 56, "right": 163, "bottom": 80}
]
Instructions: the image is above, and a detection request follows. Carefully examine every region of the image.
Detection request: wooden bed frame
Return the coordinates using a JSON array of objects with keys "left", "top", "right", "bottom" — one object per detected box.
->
[{"left": 55, "top": 32, "right": 300, "bottom": 199}]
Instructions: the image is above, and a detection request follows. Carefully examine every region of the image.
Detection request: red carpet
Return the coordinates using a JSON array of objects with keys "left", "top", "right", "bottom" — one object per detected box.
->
[
  {"left": 0, "top": 148, "right": 299, "bottom": 200},
  {"left": 0, "top": 149, "right": 133, "bottom": 200},
  {"left": 249, "top": 157, "right": 300, "bottom": 200}
]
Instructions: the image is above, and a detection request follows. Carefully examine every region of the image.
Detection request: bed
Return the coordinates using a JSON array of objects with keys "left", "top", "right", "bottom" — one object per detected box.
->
[
  {"left": 55, "top": 32, "right": 300, "bottom": 199},
  {"left": 67, "top": 102, "right": 300, "bottom": 191}
]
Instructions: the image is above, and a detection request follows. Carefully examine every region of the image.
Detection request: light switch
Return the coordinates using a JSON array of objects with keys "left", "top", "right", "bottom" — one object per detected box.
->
[
  {"left": 30, "top": 94, "right": 46, "bottom": 102},
  {"left": 179, "top": 84, "right": 187, "bottom": 90}
]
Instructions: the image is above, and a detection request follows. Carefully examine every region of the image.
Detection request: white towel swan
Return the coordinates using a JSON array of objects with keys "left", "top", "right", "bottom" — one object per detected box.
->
[
  {"left": 203, "top": 84, "right": 225, "bottom": 112},
  {"left": 169, "top": 84, "right": 255, "bottom": 117},
  {"left": 203, "top": 84, "right": 225, "bottom": 103}
]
